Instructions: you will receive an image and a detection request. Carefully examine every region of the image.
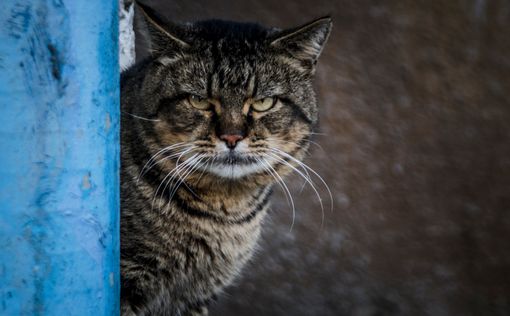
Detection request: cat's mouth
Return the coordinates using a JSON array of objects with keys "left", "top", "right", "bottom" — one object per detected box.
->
[
  {"left": 215, "top": 152, "right": 259, "bottom": 165},
  {"left": 204, "top": 150, "right": 267, "bottom": 179}
]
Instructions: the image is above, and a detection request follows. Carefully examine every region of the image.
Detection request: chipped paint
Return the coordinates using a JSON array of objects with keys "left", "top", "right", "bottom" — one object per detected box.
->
[
  {"left": 82, "top": 173, "right": 92, "bottom": 190},
  {"left": 105, "top": 112, "right": 112, "bottom": 131}
]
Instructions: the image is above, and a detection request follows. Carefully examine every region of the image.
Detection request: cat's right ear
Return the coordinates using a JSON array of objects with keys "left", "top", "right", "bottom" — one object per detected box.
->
[
  {"left": 136, "top": 2, "right": 190, "bottom": 54},
  {"left": 269, "top": 17, "right": 332, "bottom": 67}
]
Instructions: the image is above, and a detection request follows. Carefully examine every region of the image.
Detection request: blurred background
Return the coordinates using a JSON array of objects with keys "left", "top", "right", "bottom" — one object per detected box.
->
[{"left": 133, "top": 1, "right": 510, "bottom": 315}]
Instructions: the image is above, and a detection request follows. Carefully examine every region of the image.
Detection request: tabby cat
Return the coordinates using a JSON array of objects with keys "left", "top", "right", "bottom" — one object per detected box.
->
[{"left": 120, "top": 4, "right": 331, "bottom": 315}]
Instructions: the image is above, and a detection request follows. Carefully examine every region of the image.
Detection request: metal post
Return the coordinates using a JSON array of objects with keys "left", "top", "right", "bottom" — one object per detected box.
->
[{"left": 0, "top": 1, "right": 119, "bottom": 315}]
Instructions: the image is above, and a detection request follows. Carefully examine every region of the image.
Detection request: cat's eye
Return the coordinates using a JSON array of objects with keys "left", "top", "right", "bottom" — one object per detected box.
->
[
  {"left": 188, "top": 95, "right": 211, "bottom": 110},
  {"left": 251, "top": 97, "right": 275, "bottom": 112}
]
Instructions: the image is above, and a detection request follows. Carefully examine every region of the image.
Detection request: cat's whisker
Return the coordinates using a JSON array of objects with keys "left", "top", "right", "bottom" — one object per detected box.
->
[
  {"left": 258, "top": 157, "right": 296, "bottom": 232},
  {"left": 142, "top": 143, "right": 190, "bottom": 172},
  {"left": 153, "top": 154, "right": 194, "bottom": 211},
  {"left": 270, "top": 148, "right": 334, "bottom": 214},
  {"left": 265, "top": 153, "right": 321, "bottom": 201},
  {"left": 266, "top": 139, "right": 324, "bottom": 195},
  {"left": 168, "top": 152, "right": 212, "bottom": 201},
  {"left": 198, "top": 155, "right": 219, "bottom": 183},
  {"left": 297, "top": 163, "right": 313, "bottom": 194},
  {"left": 139, "top": 149, "right": 194, "bottom": 186},
  {"left": 302, "top": 139, "right": 324, "bottom": 151},
  {"left": 195, "top": 156, "right": 214, "bottom": 185},
  {"left": 254, "top": 157, "right": 282, "bottom": 202},
  {"left": 265, "top": 152, "right": 325, "bottom": 230},
  {"left": 263, "top": 138, "right": 315, "bottom": 191},
  {"left": 122, "top": 111, "right": 162, "bottom": 122},
  {"left": 142, "top": 147, "right": 193, "bottom": 179},
  {"left": 267, "top": 137, "right": 324, "bottom": 152},
  {"left": 168, "top": 154, "right": 208, "bottom": 203},
  {"left": 137, "top": 142, "right": 189, "bottom": 182},
  {"left": 163, "top": 157, "right": 194, "bottom": 205},
  {"left": 151, "top": 149, "right": 198, "bottom": 211},
  {"left": 179, "top": 155, "right": 210, "bottom": 197},
  {"left": 159, "top": 154, "right": 201, "bottom": 210},
  {"left": 152, "top": 151, "right": 197, "bottom": 211}
]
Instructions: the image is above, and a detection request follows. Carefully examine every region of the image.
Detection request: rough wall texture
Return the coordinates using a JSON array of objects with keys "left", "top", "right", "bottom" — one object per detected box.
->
[
  {"left": 138, "top": 1, "right": 510, "bottom": 315},
  {"left": 0, "top": 1, "right": 119, "bottom": 314}
]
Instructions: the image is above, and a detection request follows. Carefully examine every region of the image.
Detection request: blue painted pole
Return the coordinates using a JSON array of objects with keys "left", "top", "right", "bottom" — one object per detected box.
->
[{"left": 0, "top": 1, "right": 119, "bottom": 315}]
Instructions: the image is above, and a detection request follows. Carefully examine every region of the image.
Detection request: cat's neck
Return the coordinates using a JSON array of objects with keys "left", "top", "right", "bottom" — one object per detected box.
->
[
  {"left": 189, "top": 175, "right": 268, "bottom": 198},
  {"left": 179, "top": 175, "right": 272, "bottom": 215}
]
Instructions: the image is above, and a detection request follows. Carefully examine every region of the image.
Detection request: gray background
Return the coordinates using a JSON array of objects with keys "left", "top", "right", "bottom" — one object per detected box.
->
[{"left": 135, "top": 1, "right": 510, "bottom": 315}]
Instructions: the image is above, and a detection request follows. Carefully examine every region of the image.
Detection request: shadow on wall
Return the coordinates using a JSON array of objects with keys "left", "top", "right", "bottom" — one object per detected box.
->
[{"left": 133, "top": 1, "right": 510, "bottom": 315}]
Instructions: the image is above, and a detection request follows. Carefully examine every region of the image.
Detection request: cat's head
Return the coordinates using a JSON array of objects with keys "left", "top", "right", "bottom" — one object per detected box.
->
[{"left": 124, "top": 4, "right": 331, "bottom": 182}]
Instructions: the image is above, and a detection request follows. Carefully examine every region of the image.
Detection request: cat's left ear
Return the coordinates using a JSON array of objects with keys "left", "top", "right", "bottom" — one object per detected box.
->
[
  {"left": 136, "top": 2, "right": 190, "bottom": 54},
  {"left": 270, "top": 17, "right": 332, "bottom": 65}
]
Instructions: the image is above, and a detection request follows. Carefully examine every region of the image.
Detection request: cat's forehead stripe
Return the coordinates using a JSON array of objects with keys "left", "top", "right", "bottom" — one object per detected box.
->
[
  {"left": 207, "top": 56, "right": 254, "bottom": 97},
  {"left": 246, "top": 74, "right": 257, "bottom": 97}
]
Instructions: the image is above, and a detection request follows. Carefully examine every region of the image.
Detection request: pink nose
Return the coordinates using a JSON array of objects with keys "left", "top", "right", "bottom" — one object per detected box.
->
[{"left": 220, "top": 134, "right": 244, "bottom": 149}]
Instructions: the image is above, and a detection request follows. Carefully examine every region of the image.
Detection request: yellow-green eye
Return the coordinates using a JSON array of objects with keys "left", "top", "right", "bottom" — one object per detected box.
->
[
  {"left": 188, "top": 95, "right": 210, "bottom": 110},
  {"left": 251, "top": 97, "right": 275, "bottom": 112}
]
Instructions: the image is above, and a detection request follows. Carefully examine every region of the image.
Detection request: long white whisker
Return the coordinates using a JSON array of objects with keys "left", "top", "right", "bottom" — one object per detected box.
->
[
  {"left": 122, "top": 111, "right": 161, "bottom": 122},
  {"left": 309, "top": 132, "right": 327, "bottom": 136},
  {"left": 195, "top": 156, "right": 213, "bottom": 185},
  {"left": 266, "top": 152, "right": 325, "bottom": 230},
  {"left": 142, "top": 143, "right": 190, "bottom": 172},
  {"left": 267, "top": 137, "right": 324, "bottom": 152},
  {"left": 137, "top": 142, "right": 189, "bottom": 182},
  {"left": 264, "top": 139, "right": 315, "bottom": 191},
  {"left": 158, "top": 154, "right": 200, "bottom": 210},
  {"left": 254, "top": 157, "right": 290, "bottom": 206},
  {"left": 258, "top": 157, "right": 296, "bottom": 232},
  {"left": 151, "top": 151, "right": 196, "bottom": 211},
  {"left": 141, "top": 147, "right": 193, "bottom": 179},
  {"left": 299, "top": 165, "right": 313, "bottom": 193},
  {"left": 168, "top": 155, "right": 203, "bottom": 199},
  {"left": 270, "top": 148, "right": 334, "bottom": 213},
  {"left": 168, "top": 155, "right": 207, "bottom": 203}
]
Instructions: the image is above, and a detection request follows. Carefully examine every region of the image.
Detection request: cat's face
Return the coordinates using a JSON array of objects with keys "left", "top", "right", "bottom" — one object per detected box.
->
[{"left": 129, "top": 7, "right": 331, "bottom": 181}]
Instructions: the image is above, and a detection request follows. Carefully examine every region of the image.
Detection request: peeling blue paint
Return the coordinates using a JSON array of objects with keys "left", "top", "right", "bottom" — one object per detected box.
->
[{"left": 0, "top": 1, "right": 119, "bottom": 315}]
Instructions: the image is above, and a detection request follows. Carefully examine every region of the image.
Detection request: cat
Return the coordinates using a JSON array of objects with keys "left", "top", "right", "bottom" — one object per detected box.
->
[{"left": 120, "top": 3, "right": 331, "bottom": 315}]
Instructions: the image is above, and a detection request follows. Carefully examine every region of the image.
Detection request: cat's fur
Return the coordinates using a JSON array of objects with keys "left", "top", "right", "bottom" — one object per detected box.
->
[{"left": 121, "top": 4, "right": 331, "bottom": 315}]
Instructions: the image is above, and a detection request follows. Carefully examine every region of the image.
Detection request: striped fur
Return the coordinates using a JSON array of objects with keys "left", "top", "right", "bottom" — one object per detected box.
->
[{"left": 121, "top": 5, "right": 331, "bottom": 315}]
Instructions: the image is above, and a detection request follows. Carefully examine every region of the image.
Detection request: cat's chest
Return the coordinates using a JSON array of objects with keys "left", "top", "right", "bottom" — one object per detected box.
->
[
  {"left": 179, "top": 209, "right": 264, "bottom": 267},
  {"left": 127, "top": 183, "right": 271, "bottom": 290},
  {"left": 165, "top": 208, "right": 266, "bottom": 294},
  {"left": 165, "top": 188, "right": 270, "bottom": 267}
]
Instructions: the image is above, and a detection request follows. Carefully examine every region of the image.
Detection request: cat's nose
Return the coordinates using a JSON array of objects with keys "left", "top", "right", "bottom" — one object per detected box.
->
[{"left": 220, "top": 134, "right": 244, "bottom": 149}]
